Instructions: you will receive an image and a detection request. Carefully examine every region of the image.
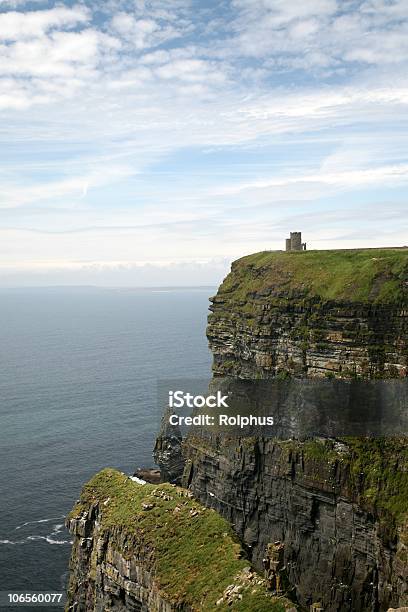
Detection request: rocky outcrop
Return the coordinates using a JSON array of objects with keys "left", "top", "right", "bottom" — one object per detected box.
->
[
  {"left": 208, "top": 249, "right": 408, "bottom": 380},
  {"left": 153, "top": 408, "right": 185, "bottom": 484},
  {"left": 66, "top": 501, "right": 173, "bottom": 612},
  {"left": 65, "top": 469, "right": 297, "bottom": 611}
]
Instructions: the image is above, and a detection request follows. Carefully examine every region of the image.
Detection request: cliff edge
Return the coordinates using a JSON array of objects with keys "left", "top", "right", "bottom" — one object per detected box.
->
[
  {"left": 208, "top": 248, "right": 408, "bottom": 379},
  {"left": 65, "top": 469, "right": 296, "bottom": 611}
]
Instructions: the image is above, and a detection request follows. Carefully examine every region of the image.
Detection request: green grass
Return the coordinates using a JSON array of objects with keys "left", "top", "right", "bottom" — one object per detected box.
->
[
  {"left": 69, "top": 469, "right": 294, "bottom": 611},
  {"left": 218, "top": 248, "right": 408, "bottom": 304},
  {"left": 279, "top": 437, "right": 408, "bottom": 529},
  {"left": 302, "top": 439, "right": 341, "bottom": 462},
  {"left": 345, "top": 437, "right": 408, "bottom": 521}
]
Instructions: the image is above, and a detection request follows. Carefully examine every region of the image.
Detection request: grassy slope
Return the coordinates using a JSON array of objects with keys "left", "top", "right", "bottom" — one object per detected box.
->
[
  {"left": 69, "top": 469, "right": 294, "bottom": 612},
  {"left": 220, "top": 248, "right": 408, "bottom": 303}
]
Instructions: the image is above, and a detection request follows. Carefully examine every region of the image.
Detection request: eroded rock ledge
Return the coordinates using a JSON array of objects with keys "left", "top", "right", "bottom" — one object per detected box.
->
[{"left": 65, "top": 469, "right": 296, "bottom": 611}]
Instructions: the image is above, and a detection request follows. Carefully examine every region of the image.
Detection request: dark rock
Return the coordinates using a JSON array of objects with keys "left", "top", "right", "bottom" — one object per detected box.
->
[
  {"left": 182, "top": 435, "right": 408, "bottom": 611},
  {"left": 153, "top": 408, "right": 185, "bottom": 484},
  {"left": 180, "top": 250, "right": 408, "bottom": 610},
  {"left": 133, "top": 468, "right": 161, "bottom": 484}
]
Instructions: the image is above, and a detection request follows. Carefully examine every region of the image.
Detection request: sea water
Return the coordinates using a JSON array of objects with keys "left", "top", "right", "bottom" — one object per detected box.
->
[{"left": 0, "top": 287, "right": 212, "bottom": 599}]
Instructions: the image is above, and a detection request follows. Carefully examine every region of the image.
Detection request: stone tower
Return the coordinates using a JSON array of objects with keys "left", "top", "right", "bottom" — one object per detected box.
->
[
  {"left": 285, "top": 232, "right": 306, "bottom": 252},
  {"left": 290, "top": 232, "right": 302, "bottom": 251}
]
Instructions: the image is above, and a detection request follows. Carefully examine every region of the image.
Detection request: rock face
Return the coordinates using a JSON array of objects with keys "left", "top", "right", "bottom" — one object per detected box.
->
[
  {"left": 208, "top": 249, "right": 408, "bottom": 380},
  {"left": 153, "top": 408, "right": 185, "bottom": 484},
  {"left": 66, "top": 501, "right": 173, "bottom": 612},
  {"left": 180, "top": 248, "right": 408, "bottom": 611},
  {"left": 183, "top": 436, "right": 408, "bottom": 611},
  {"left": 65, "top": 469, "right": 296, "bottom": 611}
]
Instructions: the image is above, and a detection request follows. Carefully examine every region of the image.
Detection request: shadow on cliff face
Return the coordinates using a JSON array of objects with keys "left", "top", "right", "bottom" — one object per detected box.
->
[
  {"left": 207, "top": 377, "right": 408, "bottom": 438},
  {"left": 155, "top": 377, "right": 408, "bottom": 441}
]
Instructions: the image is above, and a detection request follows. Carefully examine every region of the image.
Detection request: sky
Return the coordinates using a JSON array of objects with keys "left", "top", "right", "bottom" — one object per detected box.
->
[{"left": 0, "top": 0, "right": 407, "bottom": 286}]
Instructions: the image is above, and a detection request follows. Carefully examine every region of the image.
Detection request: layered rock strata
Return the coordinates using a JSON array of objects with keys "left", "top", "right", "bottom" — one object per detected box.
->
[
  {"left": 66, "top": 248, "right": 408, "bottom": 612},
  {"left": 208, "top": 249, "right": 408, "bottom": 380},
  {"left": 182, "top": 248, "right": 408, "bottom": 610},
  {"left": 65, "top": 469, "right": 296, "bottom": 611},
  {"left": 182, "top": 435, "right": 408, "bottom": 611}
]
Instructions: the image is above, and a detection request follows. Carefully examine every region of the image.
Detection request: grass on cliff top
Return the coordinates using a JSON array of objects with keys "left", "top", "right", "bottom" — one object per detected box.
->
[
  {"left": 218, "top": 248, "right": 408, "bottom": 303},
  {"left": 69, "top": 469, "right": 294, "bottom": 612}
]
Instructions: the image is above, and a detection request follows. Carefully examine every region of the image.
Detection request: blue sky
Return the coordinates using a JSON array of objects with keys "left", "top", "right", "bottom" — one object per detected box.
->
[{"left": 0, "top": 0, "right": 407, "bottom": 286}]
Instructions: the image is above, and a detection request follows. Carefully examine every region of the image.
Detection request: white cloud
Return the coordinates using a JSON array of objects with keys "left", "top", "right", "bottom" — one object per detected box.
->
[
  {"left": 110, "top": 10, "right": 186, "bottom": 49},
  {"left": 217, "top": 164, "right": 408, "bottom": 200},
  {"left": 155, "top": 58, "right": 227, "bottom": 84},
  {"left": 0, "top": 0, "right": 407, "bottom": 284},
  {"left": 232, "top": 0, "right": 338, "bottom": 22},
  {"left": 226, "top": 0, "right": 408, "bottom": 72},
  {"left": 0, "top": 6, "right": 121, "bottom": 109},
  {"left": 0, "top": 5, "right": 90, "bottom": 40},
  {"left": 0, "top": 30, "right": 102, "bottom": 78},
  {"left": 112, "top": 12, "right": 156, "bottom": 46}
]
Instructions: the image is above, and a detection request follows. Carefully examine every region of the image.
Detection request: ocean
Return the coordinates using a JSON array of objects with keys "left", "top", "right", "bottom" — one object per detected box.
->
[{"left": 0, "top": 287, "right": 213, "bottom": 604}]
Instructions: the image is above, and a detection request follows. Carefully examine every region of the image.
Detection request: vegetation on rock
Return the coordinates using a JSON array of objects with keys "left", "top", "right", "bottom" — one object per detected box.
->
[
  {"left": 280, "top": 437, "right": 408, "bottom": 530},
  {"left": 219, "top": 248, "right": 408, "bottom": 304},
  {"left": 69, "top": 468, "right": 296, "bottom": 611},
  {"left": 208, "top": 248, "right": 407, "bottom": 379}
]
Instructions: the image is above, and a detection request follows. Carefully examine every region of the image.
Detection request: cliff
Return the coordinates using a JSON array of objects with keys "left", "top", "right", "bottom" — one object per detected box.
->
[
  {"left": 182, "top": 436, "right": 408, "bottom": 611},
  {"left": 208, "top": 249, "right": 408, "bottom": 379},
  {"left": 65, "top": 469, "right": 296, "bottom": 611},
  {"left": 179, "top": 247, "right": 408, "bottom": 611},
  {"left": 65, "top": 247, "right": 408, "bottom": 612}
]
